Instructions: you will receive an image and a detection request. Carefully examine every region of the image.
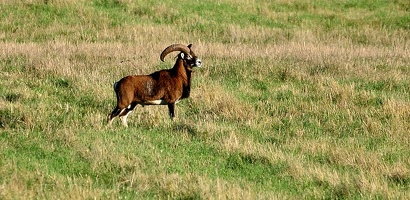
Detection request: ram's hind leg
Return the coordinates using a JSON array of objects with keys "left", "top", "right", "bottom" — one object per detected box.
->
[
  {"left": 108, "top": 106, "right": 124, "bottom": 126},
  {"left": 119, "top": 102, "right": 138, "bottom": 127}
]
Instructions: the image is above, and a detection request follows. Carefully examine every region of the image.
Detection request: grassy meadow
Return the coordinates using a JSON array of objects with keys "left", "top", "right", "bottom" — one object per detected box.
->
[{"left": 1, "top": 0, "right": 409, "bottom": 199}]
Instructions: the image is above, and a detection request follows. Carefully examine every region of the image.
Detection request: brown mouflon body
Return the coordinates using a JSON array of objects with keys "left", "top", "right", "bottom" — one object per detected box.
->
[{"left": 108, "top": 44, "right": 202, "bottom": 127}]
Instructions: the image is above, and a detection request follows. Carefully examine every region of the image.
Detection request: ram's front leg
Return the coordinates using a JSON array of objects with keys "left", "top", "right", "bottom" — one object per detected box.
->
[{"left": 167, "top": 103, "right": 175, "bottom": 120}]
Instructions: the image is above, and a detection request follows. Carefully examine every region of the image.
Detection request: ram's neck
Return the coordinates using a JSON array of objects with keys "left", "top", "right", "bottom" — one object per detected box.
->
[
  {"left": 171, "top": 59, "right": 192, "bottom": 99},
  {"left": 172, "top": 59, "right": 189, "bottom": 79}
]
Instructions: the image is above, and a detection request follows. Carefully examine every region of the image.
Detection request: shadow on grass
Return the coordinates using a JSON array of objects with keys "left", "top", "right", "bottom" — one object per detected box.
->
[{"left": 172, "top": 123, "right": 198, "bottom": 138}]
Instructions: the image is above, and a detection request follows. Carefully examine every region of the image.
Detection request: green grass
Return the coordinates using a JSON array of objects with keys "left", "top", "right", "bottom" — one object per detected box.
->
[{"left": 1, "top": 0, "right": 410, "bottom": 199}]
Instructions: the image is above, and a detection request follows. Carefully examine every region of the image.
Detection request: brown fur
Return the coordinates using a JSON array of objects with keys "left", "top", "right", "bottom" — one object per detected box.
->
[
  {"left": 108, "top": 44, "right": 201, "bottom": 127},
  {"left": 116, "top": 59, "right": 191, "bottom": 106}
]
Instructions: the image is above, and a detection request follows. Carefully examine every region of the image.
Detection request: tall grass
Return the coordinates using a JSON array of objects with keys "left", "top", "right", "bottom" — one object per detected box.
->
[{"left": 1, "top": 0, "right": 409, "bottom": 199}]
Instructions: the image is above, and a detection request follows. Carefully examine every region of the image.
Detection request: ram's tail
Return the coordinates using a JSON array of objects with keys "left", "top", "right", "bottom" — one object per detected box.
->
[{"left": 113, "top": 82, "right": 119, "bottom": 92}]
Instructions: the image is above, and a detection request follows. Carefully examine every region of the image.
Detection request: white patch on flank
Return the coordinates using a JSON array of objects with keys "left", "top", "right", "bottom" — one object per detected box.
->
[
  {"left": 146, "top": 100, "right": 167, "bottom": 105},
  {"left": 143, "top": 99, "right": 179, "bottom": 105}
]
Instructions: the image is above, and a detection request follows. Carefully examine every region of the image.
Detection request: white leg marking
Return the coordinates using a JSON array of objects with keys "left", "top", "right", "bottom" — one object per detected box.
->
[
  {"left": 108, "top": 108, "right": 125, "bottom": 126},
  {"left": 108, "top": 116, "right": 114, "bottom": 126},
  {"left": 120, "top": 110, "right": 132, "bottom": 127},
  {"left": 118, "top": 108, "right": 127, "bottom": 116}
]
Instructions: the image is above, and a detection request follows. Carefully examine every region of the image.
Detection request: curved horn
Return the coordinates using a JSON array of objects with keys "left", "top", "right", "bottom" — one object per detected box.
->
[{"left": 160, "top": 44, "right": 191, "bottom": 62}]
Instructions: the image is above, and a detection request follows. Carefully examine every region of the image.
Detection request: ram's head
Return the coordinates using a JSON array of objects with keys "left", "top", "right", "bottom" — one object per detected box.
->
[{"left": 160, "top": 44, "right": 202, "bottom": 69}]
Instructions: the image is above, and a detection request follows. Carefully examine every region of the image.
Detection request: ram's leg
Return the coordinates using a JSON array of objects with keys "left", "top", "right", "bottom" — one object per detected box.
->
[
  {"left": 167, "top": 103, "right": 175, "bottom": 120},
  {"left": 119, "top": 103, "right": 137, "bottom": 127},
  {"left": 108, "top": 106, "right": 124, "bottom": 125},
  {"left": 119, "top": 111, "right": 131, "bottom": 127}
]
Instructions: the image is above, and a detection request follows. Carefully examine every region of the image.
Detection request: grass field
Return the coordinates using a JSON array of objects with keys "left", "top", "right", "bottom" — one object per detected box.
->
[{"left": 1, "top": 0, "right": 409, "bottom": 199}]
